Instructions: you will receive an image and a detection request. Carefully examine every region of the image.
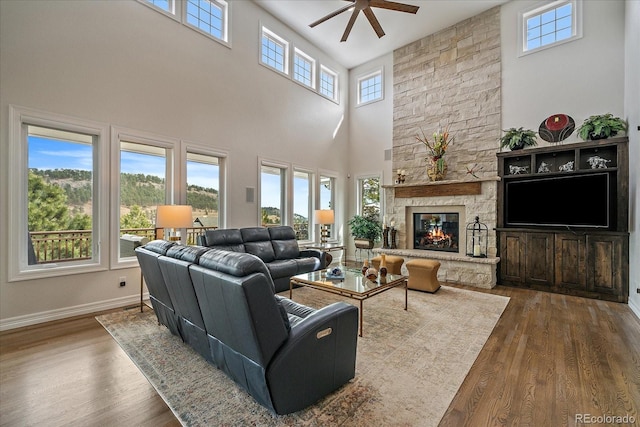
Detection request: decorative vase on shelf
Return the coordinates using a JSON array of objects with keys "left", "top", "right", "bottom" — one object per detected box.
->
[{"left": 426, "top": 156, "right": 448, "bottom": 181}]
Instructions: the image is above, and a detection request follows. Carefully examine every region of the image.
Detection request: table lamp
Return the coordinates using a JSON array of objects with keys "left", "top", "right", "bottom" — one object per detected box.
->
[
  {"left": 156, "top": 205, "right": 193, "bottom": 243},
  {"left": 314, "top": 209, "right": 334, "bottom": 245}
]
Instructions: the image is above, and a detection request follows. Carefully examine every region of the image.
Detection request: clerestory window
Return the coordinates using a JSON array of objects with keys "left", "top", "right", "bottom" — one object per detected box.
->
[
  {"left": 185, "top": 0, "right": 228, "bottom": 43},
  {"left": 261, "top": 27, "right": 289, "bottom": 75},
  {"left": 520, "top": 0, "right": 582, "bottom": 56},
  {"left": 319, "top": 65, "right": 338, "bottom": 102},
  {"left": 357, "top": 69, "right": 383, "bottom": 105}
]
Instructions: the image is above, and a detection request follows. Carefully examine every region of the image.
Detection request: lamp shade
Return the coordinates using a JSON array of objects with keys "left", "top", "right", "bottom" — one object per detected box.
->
[
  {"left": 156, "top": 205, "right": 193, "bottom": 228},
  {"left": 314, "top": 209, "right": 335, "bottom": 225}
]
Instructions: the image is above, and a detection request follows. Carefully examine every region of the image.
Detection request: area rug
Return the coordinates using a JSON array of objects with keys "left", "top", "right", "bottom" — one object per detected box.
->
[{"left": 97, "top": 286, "right": 509, "bottom": 426}]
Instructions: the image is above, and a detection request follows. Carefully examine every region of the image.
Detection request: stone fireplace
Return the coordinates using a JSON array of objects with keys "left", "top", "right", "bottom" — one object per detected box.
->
[
  {"left": 411, "top": 209, "right": 462, "bottom": 253},
  {"left": 375, "top": 179, "right": 499, "bottom": 289},
  {"left": 380, "top": 7, "right": 502, "bottom": 289}
]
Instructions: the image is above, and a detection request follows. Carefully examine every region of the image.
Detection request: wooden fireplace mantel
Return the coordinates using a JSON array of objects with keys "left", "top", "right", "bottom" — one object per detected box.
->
[{"left": 383, "top": 177, "right": 498, "bottom": 198}]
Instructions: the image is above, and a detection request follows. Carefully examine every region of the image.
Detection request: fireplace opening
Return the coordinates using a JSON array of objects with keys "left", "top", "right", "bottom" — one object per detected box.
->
[{"left": 413, "top": 213, "right": 460, "bottom": 253}]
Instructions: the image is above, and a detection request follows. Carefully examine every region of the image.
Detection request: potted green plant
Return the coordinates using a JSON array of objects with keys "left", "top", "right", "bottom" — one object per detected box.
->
[
  {"left": 347, "top": 214, "right": 381, "bottom": 249},
  {"left": 499, "top": 127, "right": 538, "bottom": 151},
  {"left": 577, "top": 113, "right": 627, "bottom": 140}
]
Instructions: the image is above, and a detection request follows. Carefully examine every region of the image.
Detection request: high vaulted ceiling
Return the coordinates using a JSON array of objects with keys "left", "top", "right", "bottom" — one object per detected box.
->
[{"left": 254, "top": 0, "right": 509, "bottom": 70}]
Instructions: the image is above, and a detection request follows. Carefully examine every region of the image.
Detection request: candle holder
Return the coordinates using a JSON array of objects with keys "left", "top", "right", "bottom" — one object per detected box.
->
[
  {"left": 390, "top": 227, "right": 398, "bottom": 249},
  {"left": 395, "top": 170, "right": 406, "bottom": 184},
  {"left": 382, "top": 226, "right": 391, "bottom": 249},
  {"left": 466, "top": 216, "right": 488, "bottom": 258}
]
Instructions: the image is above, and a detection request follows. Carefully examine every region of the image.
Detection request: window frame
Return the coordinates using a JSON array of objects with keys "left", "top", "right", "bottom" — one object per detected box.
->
[
  {"left": 110, "top": 126, "right": 179, "bottom": 268},
  {"left": 292, "top": 166, "right": 315, "bottom": 243},
  {"left": 182, "top": 0, "right": 230, "bottom": 46},
  {"left": 292, "top": 47, "right": 316, "bottom": 90},
  {"left": 8, "top": 105, "right": 110, "bottom": 282},
  {"left": 138, "top": 0, "right": 179, "bottom": 21},
  {"left": 518, "top": 0, "right": 582, "bottom": 57},
  {"left": 318, "top": 170, "right": 338, "bottom": 243},
  {"left": 260, "top": 26, "right": 290, "bottom": 76},
  {"left": 356, "top": 173, "right": 382, "bottom": 219},
  {"left": 180, "top": 141, "right": 227, "bottom": 229},
  {"left": 319, "top": 65, "right": 339, "bottom": 103},
  {"left": 357, "top": 68, "right": 384, "bottom": 106},
  {"left": 258, "top": 159, "right": 289, "bottom": 227}
]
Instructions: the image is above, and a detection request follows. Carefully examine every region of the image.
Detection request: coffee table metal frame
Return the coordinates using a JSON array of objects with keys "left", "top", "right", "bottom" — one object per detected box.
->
[{"left": 289, "top": 268, "right": 408, "bottom": 337}]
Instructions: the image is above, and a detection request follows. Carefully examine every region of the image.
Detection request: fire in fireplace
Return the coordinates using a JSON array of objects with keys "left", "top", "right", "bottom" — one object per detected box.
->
[{"left": 413, "top": 213, "right": 460, "bottom": 253}]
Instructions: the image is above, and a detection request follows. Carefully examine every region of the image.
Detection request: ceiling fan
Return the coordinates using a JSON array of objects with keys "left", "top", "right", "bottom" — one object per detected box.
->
[{"left": 309, "top": 0, "right": 420, "bottom": 42}]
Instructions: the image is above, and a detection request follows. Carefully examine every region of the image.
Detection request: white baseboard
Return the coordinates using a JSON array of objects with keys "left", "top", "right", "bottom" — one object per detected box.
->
[
  {"left": 0, "top": 293, "right": 148, "bottom": 331},
  {"left": 629, "top": 297, "right": 640, "bottom": 320}
]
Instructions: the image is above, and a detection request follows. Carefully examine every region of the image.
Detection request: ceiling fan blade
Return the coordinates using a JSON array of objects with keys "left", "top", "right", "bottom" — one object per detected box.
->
[
  {"left": 341, "top": 8, "right": 360, "bottom": 42},
  {"left": 363, "top": 7, "right": 385, "bottom": 38},
  {"left": 370, "top": 0, "right": 419, "bottom": 14},
  {"left": 310, "top": 2, "right": 355, "bottom": 28}
]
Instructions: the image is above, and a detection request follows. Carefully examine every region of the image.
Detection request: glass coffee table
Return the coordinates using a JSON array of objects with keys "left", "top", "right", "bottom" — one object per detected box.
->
[{"left": 289, "top": 267, "right": 408, "bottom": 337}]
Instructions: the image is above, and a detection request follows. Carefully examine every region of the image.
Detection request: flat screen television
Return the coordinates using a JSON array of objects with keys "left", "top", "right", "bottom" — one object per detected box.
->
[{"left": 505, "top": 173, "right": 613, "bottom": 229}]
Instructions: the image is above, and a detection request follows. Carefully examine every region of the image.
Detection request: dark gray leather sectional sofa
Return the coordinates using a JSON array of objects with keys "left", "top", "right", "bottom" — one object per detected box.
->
[
  {"left": 135, "top": 236, "right": 358, "bottom": 415},
  {"left": 197, "top": 225, "right": 327, "bottom": 292}
]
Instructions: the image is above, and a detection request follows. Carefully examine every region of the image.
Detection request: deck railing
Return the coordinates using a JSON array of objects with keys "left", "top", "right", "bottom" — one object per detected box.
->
[
  {"left": 29, "top": 224, "right": 313, "bottom": 264},
  {"left": 28, "top": 227, "right": 218, "bottom": 264}
]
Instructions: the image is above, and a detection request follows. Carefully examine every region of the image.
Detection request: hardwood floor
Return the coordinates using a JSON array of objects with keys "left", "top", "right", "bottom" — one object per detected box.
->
[{"left": 1, "top": 285, "right": 639, "bottom": 426}]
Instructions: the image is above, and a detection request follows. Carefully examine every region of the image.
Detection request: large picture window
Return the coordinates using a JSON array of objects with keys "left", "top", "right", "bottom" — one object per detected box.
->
[
  {"left": 260, "top": 163, "right": 287, "bottom": 226},
  {"left": 293, "top": 169, "right": 313, "bottom": 240},
  {"left": 186, "top": 150, "right": 222, "bottom": 230},
  {"left": 358, "top": 176, "right": 381, "bottom": 218},
  {"left": 8, "top": 106, "right": 109, "bottom": 281}
]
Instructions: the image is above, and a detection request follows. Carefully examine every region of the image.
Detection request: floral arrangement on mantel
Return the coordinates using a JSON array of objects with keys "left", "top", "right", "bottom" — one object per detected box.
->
[{"left": 416, "top": 125, "right": 454, "bottom": 181}]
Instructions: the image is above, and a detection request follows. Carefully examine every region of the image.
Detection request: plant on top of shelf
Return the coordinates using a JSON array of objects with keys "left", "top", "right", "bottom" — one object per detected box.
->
[
  {"left": 577, "top": 113, "right": 627, "bottom": 140},
  {"left": 499, "top": 127, "right": 538, "bottom": 151}
]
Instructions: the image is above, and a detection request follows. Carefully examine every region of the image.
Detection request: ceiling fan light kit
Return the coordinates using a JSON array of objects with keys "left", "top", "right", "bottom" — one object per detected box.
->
[{"left": 309, "top": 0, "right": 419, "bottom": 42}]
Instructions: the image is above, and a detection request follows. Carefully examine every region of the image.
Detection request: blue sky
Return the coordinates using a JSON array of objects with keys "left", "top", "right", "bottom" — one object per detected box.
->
[{"left": 28, "top": 137, "right": 311, "bottom": 214}]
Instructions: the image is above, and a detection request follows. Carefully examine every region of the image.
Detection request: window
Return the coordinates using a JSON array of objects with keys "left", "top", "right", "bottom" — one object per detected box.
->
[
  {"left": 185, "top": 0, "right": 228, "bottom": 42},
  {"left": 260, "top": 163, "right": 287, "bottom": 226},
  {"left": 118, "top": 142, "right": 170, "bottom": 259},
  {"left": 8, "top": 106, "right": 109, "bottom": 281},
  {"left": 143, "top": 0, "right": 175, "bottom": 14},
  {"left": 319, "top": 174, "right": 336, "bottom": 240},
  {"left": 358, "top": 176, "right": 381, "bottom": 218},
  {"left": 319, "top": 65, "right": 338, "bottom": 101},
  {"left": 520, "top": 0, "right": 581, "bottom": 55},
  {"left": 261, "top": 27, "right": 289, "bottom": 74},
  {"left": 293, "top": 169, "right": 313, "bottom": 240},
  {"left": 357, "top": 69, "right": 383, "bottom": 105},
  {"left": 293, "top": 48, "right": 315, "bottom": 89},
  {"left": 186, "top": 151, "right": 222, "bottom": 229}
]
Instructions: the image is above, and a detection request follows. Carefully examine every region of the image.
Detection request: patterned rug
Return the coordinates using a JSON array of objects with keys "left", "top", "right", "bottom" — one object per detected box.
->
[{"left": 97, "top": 286, "right": 509, "bottom": 426}]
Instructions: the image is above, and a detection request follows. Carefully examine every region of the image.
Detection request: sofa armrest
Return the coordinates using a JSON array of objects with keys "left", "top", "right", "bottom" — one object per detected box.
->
[
  {"left": 299, "top": 249, "right": 327, "bottom": 268},
  {"left": 265, "top": 302, "right": 358, "bottom": 414}
]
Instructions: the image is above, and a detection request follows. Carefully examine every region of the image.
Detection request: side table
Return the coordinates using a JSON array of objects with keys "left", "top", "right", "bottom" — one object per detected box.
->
[{"left": 302, "top": 243, "right": 346, "bottom": 265}]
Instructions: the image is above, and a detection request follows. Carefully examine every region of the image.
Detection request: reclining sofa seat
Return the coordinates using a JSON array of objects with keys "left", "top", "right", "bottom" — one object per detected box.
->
[
  {"left": 199, "top": 225, "right": 325, "bottom": 292},
  {"left": 135, "top": 239, "right": 181, "bottom": 337},
  {"left": 188, "top": 248, "right": 359, "bottom": 415},
  {"left": 158, "top": 244, "right": 212, "bottom": 361}
]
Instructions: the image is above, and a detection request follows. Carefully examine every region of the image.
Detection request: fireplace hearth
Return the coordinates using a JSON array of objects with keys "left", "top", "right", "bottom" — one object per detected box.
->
[{"left": 413, "top": 213, "right": 460, "bottom": 253}]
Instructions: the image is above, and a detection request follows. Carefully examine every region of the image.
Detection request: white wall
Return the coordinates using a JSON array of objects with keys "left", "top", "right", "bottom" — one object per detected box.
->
[
  {"left": 0, "top": 0, "right": 349, "bottom": 328},
  {"left": 624, "top": 0, "right": 640, "bottom": 318},
  {"left": 501, "top": 0, "right": 625, "bottom": 142},
  {"left": 347, "top": 53, "right": 394, "bottom": 252}
]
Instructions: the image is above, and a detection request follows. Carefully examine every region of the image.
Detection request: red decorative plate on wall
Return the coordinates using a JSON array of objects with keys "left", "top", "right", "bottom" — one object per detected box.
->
[{"left": 539, "top": 114, "right": 575, "bottom": 142}]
